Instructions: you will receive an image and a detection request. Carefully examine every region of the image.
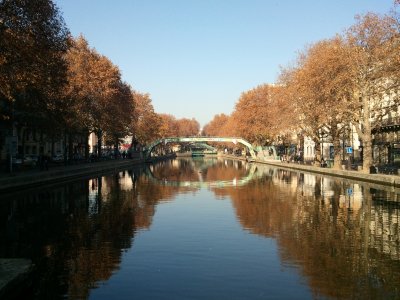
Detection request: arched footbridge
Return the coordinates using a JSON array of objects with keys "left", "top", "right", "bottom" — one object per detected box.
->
[{"left": 145, "top": 136, "right": 257, "bottom": 159}]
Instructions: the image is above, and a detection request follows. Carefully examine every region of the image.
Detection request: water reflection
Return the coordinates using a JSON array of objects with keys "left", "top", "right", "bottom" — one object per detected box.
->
[
  {"left": 1, "top": 158, "right": 400, "bottom": 299},
  {"left": 147, "top": 157, "right": 258, "bottom": 188},
  {"left": 225, "top": 166, "right": 400, "bottom": 299}
]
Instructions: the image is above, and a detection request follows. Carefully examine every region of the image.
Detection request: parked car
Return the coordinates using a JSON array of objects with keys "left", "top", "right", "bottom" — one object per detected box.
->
[
  {"left": 12, "top": 156, "right": 22, "bottom": 165},
  {"left": 52, "top": 154, "right": 64, "bottom": 162},
  {"left": 24, "top": 155, "right": 38, "bottom": 161},
  {"left": 23, "top": 155, "right": 38, "bottom": 166},
  {"left": 73, "top": 153, "right": 84, "bottom": 161}
]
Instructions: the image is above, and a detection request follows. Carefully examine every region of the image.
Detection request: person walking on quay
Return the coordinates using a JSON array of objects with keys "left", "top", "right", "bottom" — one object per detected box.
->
[
  {"left": 44, "top": 154, "right": 49, "bottom": 170},
  {"left": 39, "top": 153, "right": 49, "bottom": 171}
]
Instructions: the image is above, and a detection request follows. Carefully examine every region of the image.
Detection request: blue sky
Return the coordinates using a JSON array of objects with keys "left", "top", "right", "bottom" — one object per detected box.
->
[{"left": 54, "top": 0, "right": 396, "bottom": 127}]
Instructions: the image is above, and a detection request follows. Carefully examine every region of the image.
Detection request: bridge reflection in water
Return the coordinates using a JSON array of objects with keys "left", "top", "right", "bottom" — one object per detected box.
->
[
  {"left": 1, "top": 157, "right": 400, "bottom": 299},
  {"left": 145, "top": 158, "right": 259, "bottom": 188}
]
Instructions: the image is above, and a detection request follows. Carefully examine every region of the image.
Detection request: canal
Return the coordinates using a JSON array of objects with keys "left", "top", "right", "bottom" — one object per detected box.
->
[{"left": 1, "top": 157, "right": 400, "bottom": 299}]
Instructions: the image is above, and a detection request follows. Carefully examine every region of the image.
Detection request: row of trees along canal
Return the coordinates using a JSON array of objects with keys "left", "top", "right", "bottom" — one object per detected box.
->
[
  {"left": 1, "top": 1, "right": 399, "bottom": 172},
  {"left": 0, "top": 0, "right": 200, "bottom": 162},
  {"left": 202, "top": 7, "right": 400, "bottom": 174}
]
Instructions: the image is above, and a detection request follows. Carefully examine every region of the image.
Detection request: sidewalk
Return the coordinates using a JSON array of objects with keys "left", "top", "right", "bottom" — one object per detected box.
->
[
  {"left": 0, "top": 259, "right": 32, "bottom": 299},
  {"left": 0, "top": 158, "right": 144, "bottom": 192},
  {"left": 1, "top": 155, "right": 399, "bottom": 191},
  {"left": 259, "top": 159, "right": 400, "bottom": 188},
  {"left": 216, "top": 154, "right": 400, "bottom": 187}
]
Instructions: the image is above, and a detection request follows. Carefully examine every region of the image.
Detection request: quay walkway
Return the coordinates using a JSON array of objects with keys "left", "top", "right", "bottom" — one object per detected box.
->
[
  {"left": 0, "top": 158, "right": 144, "bottom": 193},
  {"left": 268, "top": 160, "right": 400, "bottom": 187},
  {"left": 220, "top": 154, "right": 400, "bottom": 188},
  {"left": 1, "top": 154, "right": 399, "bottom": 192},
  {"left": 0, "top": 259, "right": 32, "bottom": 299}
]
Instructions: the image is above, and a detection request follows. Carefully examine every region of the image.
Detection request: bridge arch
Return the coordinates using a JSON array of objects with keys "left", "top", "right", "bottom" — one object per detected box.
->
[{"left": 145, "top": 136, "right": 257, "bottom": 159}]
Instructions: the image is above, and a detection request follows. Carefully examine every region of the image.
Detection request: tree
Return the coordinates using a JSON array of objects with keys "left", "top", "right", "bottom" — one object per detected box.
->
[
  {"left": 157, "top": 115, "right": 200, "bottom": 138},
  {"left": 229, "top": 84, "right": 293, "bottom": 145},
  {"left": 158, "top": 114, "right": 178, "bottom": 137},
  {"left": 130, "top": 92, "right": 160, "bottom": 147},
  {"left": 102, "top": 81, "right": 134, "bottom": 156},
  {"left": 0, "top": 0, "right": 70, "bottom": 158},
  {"left": 202, "top": 114, "right": 230, "bottom": 136},
  {"left": 279, "top": 37, "right": 355, "bottom": 169},
  {"left": 0, "top": 0, "right": 69, "bottom": 103},
  {"left": 176, "top": 118, "right": 200, "bottom": 136},
  {"left": 64, "top": 36, "right": 124, "bottom": 159},
  {"left": 345, "top": 12, "right": 400, "bottom": 172}
]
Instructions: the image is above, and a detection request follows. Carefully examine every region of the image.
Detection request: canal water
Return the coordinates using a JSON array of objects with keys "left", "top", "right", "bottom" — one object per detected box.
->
[{"left": 1, "top": 157, "right": 400, "bottom": 299}]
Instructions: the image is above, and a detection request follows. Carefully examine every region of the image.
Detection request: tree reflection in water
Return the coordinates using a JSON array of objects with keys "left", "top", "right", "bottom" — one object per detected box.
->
[
  {"left": 222, "top": 168, "right": 400, "bottom": 299},
  {"left": 0, "top": 158, "right": 399, "bottom": 299}
]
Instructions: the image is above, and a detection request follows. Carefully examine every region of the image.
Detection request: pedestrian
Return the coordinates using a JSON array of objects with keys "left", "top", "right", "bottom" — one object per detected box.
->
[
  {"left": 38, "top": 154, "right": 43, "bottom": 170},
  {"left": 320, "top": 158, "right": 326, "bottom": 168},
  {"left": 44, "top": 154, "right": 49, "bottom": 170}
]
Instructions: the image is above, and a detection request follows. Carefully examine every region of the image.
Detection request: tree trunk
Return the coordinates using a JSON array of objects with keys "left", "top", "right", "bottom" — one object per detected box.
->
[
  {"left": 312, "top": 136, "right": 321, "bottom": 165},
  {"left": 362, "top": 136, "right": 373, "bottom": 173},
  {"left": 21, "top": 129, "right": 26, "bottom": 160},
  {"left": 360, "top": 95, "right": 373, "bottom": 174},
  {"left": 130, "top": 136, "right": 138, "bottom": 151},
  {"left": 332, "top": 127, "right": 343, "bottom": 170},
  {"left": 97, "top": 129, "right": 102, "bottom": 158},
  {"left": 330, "top": 122, "right": 343, "bottom": 170},
  {"left": 84, "top": 129, "right": 90, "bottom": 160},
  {"left": 51, "top": 135, "right": 55, "bottom": 157},
  {"left": 63, "top": 130, "right": 67, "bottom": 165},
  {"left": 332, "top": 139, "right": 342, "bottom": 170},
  {"left": 68, "top": 133, "right": 73, "bottom": 162},
  {"left": 114, "top": 137, "right": 119, "bottom": 158}
]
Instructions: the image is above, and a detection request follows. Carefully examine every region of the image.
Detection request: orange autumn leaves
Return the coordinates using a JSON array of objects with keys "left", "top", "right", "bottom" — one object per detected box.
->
[
  {"left": 202, "top": 84, "right": 296, "bottom": 145},
  {"left": 203, "top": 10, "right": 399, "bottom": 172},
  {"left": 59, "top": 35, "right": 201, "bottom": 146},
  {"left": 0, "top": 0, "right": 200, "bottom": 152}
]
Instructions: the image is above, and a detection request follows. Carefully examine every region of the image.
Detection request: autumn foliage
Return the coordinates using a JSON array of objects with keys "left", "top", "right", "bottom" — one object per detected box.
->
[
  {"left": 158, "top": 114, "right": 199, "bottom": 137},
  {"left": 1, "top": 0, "right": 399, "bottom": 170},
  {"left": 0, "top": 0, "right": 200, "bottom": 159},
  {"left": 204, "top": 8, "right": 399, "bottom": 172}
]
